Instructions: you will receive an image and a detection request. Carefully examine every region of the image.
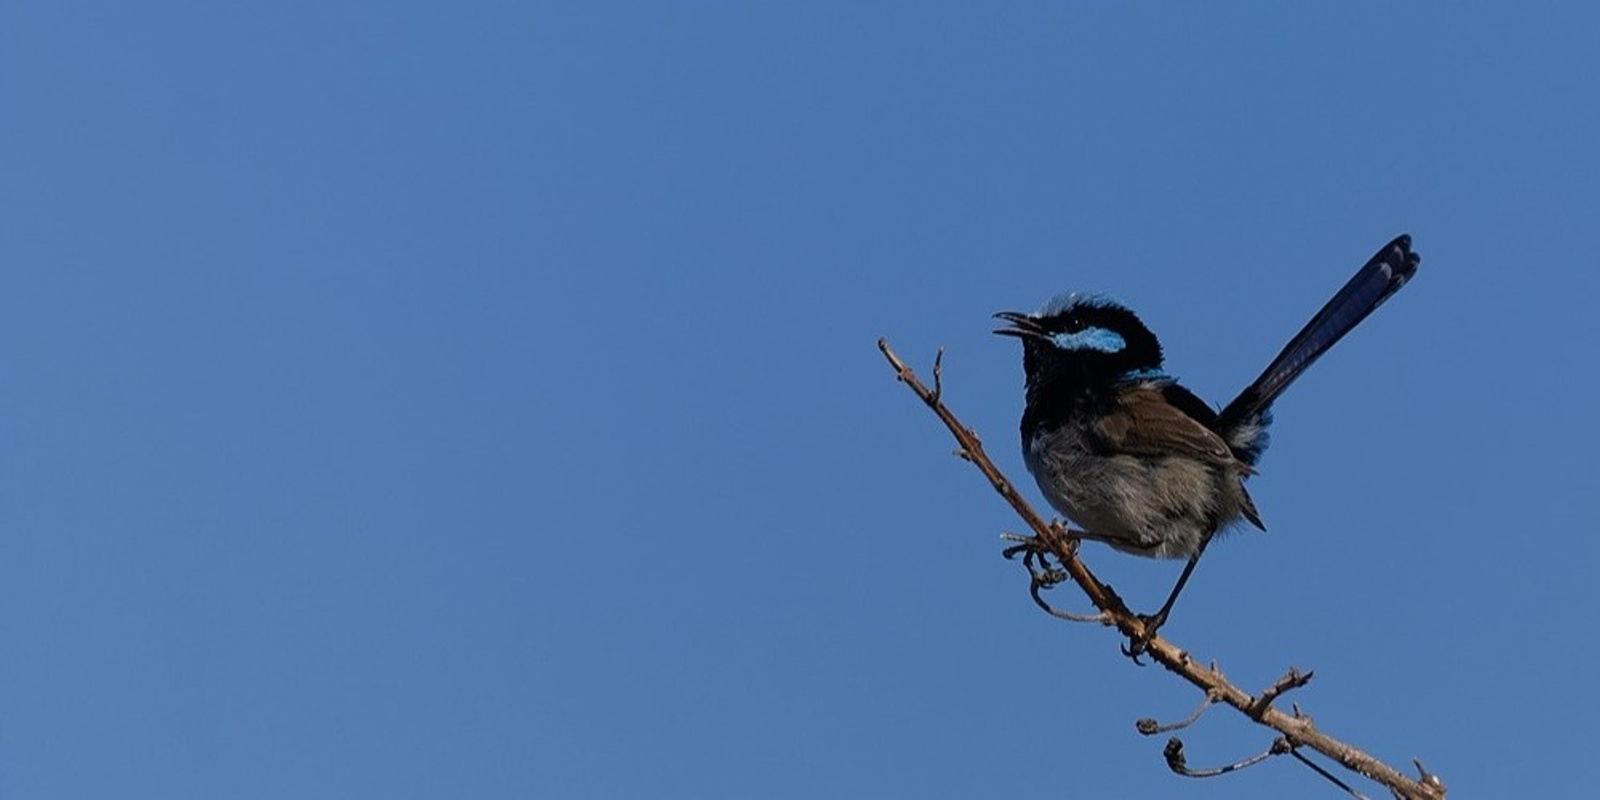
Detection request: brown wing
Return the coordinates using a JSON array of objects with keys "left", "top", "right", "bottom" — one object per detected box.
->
[{"left": 1094, "top": 386, "right": 1254, "bottom": 475}]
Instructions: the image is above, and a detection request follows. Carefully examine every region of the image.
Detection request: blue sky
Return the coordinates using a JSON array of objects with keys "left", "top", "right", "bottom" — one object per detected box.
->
[{"left": 3, "top": 2, "right": 1597, "bottom": 797}]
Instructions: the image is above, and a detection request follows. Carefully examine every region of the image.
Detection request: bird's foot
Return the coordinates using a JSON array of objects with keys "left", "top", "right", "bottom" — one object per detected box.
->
[
  {"left": 1001, "top": 533, "right": 1066, "bottom": 583},
  {"left": 1120, "top": 611, "right": 1169, "bottom": 662}
]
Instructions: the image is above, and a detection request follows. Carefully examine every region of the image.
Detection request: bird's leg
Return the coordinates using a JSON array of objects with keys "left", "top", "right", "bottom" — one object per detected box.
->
[{"left": 1138, "top": 530, "right": 1215, "bottom": 639}]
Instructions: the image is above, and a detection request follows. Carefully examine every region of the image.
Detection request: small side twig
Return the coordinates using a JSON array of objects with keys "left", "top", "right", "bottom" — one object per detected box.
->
[
  {"left": 1414, "top": 759, "right": 1445, "bottom": 793},
  {"left": 1163, "top": 736, "right": 1287, "bottom": 778},
  {"left": 1003, "top": 533, "right": 1105, "bottom": 623},
  {"left": 1138, "top": 690, "right": 1219, "bottom": 735},
  {"left": 1286, "top": 747, "right": 1371, "bottom": 799},
  {"left": 1028, "top": 577, "right": 1107, "bottom": 623},
  {"left": 1249, "top": 667, "right": 1315, "bottom": 718}
]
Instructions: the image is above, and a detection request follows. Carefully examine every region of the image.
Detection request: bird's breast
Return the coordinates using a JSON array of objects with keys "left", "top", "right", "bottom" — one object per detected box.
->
[{"left": 1023, "top": 424, "right": 1250, "bottom": 559}]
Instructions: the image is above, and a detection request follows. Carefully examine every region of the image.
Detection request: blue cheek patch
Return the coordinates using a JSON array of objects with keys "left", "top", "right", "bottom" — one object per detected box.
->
[
  {"left": 1049, "top": 326, "right": 1126, "bottom": 353},
  {"left": 1121, "top": 367, "right": 1169, "bottom": 382}
]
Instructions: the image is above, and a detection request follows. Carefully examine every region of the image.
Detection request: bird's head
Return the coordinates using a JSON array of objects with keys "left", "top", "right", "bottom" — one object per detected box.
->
[{"left": 993, "top": 293, "right": 1165, "bottom": 386}]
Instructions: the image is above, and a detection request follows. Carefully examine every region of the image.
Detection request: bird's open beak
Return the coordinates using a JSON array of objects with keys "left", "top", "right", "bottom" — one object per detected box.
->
[{"left": 993, "top": 311, "right": 1046, "bottom": 340}]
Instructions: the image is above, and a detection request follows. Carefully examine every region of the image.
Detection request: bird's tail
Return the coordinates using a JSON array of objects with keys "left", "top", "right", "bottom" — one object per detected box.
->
[{"left": 1218, "top": 234, "right": 1421, "bottom": 454}]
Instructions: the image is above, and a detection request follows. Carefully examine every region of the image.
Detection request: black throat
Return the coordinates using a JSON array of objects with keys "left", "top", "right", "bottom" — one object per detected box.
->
[{"left": 1015, "top": 302, "right": 1165, "bottom": 443}]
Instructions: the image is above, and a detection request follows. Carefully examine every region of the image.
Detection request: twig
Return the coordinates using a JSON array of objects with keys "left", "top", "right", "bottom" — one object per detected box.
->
[
  {"left": 1287, "top": 747, "right": 1372, "bottom": 800},
  {"left": 1250, "top": 667, "right": 1314, "bottom": 718},
  {"left": 1138, "top": 691, "right": 1218, "bottom": 735},
  {"left": 878, "top": 338, "right": 1445, "bottom": 800},
  {"left": 1414, "top": 759, "right": 1445, "bottom": 793},
  {"left": 1163, "top": 736, "right": 1286, "bottom": 778}
]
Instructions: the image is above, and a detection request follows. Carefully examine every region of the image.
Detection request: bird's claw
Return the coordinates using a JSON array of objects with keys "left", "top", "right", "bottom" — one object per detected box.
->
[
  {"left": 1120, "top": 612, "right": 1168, "bottom": 662},
  {"left": 1003, "top": 537, "right": 1070, "bottom": 588}
]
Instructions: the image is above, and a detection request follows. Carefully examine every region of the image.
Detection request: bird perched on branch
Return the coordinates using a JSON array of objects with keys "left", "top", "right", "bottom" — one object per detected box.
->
[{"left": 994, "top": 235, "right": 1420, "bottom": 635}]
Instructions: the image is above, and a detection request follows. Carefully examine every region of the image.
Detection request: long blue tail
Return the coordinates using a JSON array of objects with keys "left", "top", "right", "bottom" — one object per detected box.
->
[{"left": 1218, "top": 234, "right": 1420, "bottom": 438}]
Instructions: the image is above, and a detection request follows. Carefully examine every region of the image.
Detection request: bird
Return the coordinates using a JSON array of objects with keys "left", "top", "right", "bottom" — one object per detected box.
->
[{"left": 993, "top": 234, "right": 1420, "bottom": 635}]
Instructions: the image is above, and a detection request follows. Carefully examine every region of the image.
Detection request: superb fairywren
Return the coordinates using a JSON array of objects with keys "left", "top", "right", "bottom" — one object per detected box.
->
[{"left": 994, "top": 235, "right": 1420, "bottom": 632}]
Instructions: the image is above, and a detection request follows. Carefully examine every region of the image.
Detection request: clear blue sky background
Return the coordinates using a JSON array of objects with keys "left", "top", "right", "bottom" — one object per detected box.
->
[{"left": 3, "top": 3, "right": 1596, "bottom": 798}]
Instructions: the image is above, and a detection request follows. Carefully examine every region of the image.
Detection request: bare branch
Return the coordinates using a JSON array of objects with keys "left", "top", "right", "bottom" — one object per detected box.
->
[{"left": 878, "top": 339, "right": 1445, "bottom": 800}]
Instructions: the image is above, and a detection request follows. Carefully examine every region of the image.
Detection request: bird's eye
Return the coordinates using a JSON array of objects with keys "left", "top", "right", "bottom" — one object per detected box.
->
[{"left": 1063, "top": 316, "right": 1086, "bottom": 333}]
